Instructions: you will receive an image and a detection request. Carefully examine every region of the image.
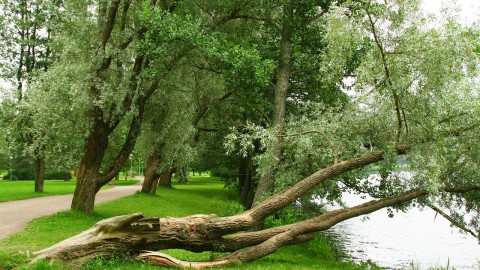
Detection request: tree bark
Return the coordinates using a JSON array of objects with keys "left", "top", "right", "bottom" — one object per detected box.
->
[
  {"left": 71, "top": 119, "right": 110, "bottom": 213},
  {"left": 142, "top": 154, "right": 174, "bottom": 193},
  {"left": 252, "top": 3, "right": 293, "bottom": 206},
  {"left": 158, "top": 169, "right": 174, "bottom": 188},
  {"left": 239, "top": 155, "right": 255, "bottom": 209},
  {"left": 141, "top": 154, "right": 162, "bottom": 194},
  {"left": 34, "top": 156, "right": 45, "bottom": 193}
]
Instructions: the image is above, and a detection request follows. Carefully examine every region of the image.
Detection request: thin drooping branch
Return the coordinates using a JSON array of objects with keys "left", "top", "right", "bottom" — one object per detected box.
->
[
  {"left": 281, "top": 130, "right": 339, "bottom": 164},
  {"left": 442, "top": 185, "right": 480, "bottom": 193},
  {"left": 428, "top": 204, "right": 478, "bottom": 238},
  {"left": 438, "top": 112, "right": 468, "bottom": 125}
]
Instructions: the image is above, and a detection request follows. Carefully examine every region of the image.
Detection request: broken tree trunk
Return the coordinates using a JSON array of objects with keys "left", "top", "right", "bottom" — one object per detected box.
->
[
  {"left": 33, "top": 152, "right": 386, "bottom": 265},
  {"left": 31, "top": 150, "right": 480, "bottom": 268},
  {"left": 32, "top": 190, "right": 428, "bottom": 268}
]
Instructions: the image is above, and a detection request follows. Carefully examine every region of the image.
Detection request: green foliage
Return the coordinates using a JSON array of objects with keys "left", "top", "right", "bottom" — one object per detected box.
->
[
  {"left": 404, "top": 260, "right": 457, "bottom": 270},
  {"left": 221, "top": 201, "right": 245, "bottom": 217},
  {"left": 21, "top": 260, "right": 66, "bottom": 270},
  {"left": 221, "top": 0, "right": 480, "bottom": 237},
  {"left": 265, "top": 207, "right": 303, "bottom": 228}
]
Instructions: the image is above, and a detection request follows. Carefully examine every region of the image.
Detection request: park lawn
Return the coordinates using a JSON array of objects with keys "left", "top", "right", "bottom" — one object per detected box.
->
[
  {"left": 0, "top": 176, "right": 380, "bottom": 270},
  {"left": 0, "top": 178, "right": 140, "bottom": 203},
  {"left": 0, "top": 180, "right": 78, "bottom": 203},
  {"left": 111, "top": 179, "right": 140, "bottom": 186}
]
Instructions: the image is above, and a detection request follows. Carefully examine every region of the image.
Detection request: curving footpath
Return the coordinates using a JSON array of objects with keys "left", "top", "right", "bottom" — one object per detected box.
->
[{"left": 0, "top": 179, "right": 143, "bottom": 241}]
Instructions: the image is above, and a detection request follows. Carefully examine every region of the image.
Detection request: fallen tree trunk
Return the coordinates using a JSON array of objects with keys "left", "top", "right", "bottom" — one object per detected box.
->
[
  {"left": 32, "top": 190, "right": 427, "bottom": 268},
  {"left": 31, "top": 151, "right": 479, "bottom": 268}
]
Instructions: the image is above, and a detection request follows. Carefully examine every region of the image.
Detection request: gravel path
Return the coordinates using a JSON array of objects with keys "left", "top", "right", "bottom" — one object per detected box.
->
[{"left": 0, "top": 180, "right": 143, "bottom": 241}]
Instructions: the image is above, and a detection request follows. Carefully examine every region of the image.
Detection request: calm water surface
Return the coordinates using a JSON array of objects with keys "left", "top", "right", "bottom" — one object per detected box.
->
[{"left": 326, "top": 191, "right": 480, "bottom": 270}]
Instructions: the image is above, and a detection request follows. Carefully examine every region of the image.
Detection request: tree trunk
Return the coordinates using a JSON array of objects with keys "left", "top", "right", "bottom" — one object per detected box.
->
[
  {"left": 71, "top": 121, "right": 109, "bottom": 213},
  {"left": 71, "top": 169, "right": 100, "bottom": 214},
  {"left": 252, "top": 3, "right": 293, "bottom": 206},
  {"left": 142, "top": 153, "right": 174, "bottom": 193},
  {"left": 141, "top": 154, "right": 162, "bottom": 194},
  {"left": 176, "top": 167, "right": 189, "bottom": 184},
  {"left": 34, "top": 156, "right": 45, "bottom": 193},
  {"left": 239, "top": 155, "right": 255, "bottom": 209},
  {"left": 158, "top": 169, "right": 174, "bottom": 188}
]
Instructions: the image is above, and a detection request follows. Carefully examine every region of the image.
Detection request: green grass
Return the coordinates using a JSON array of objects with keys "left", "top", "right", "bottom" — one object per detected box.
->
[
  {"left": 111, "top": 179, "right": 140, "bottom": 186},
  {"left": 0, "top": 180, "right": 77, "bottom": 202},
  {"left": 0, "top": 176, "right": 381, "bottom": 270},
  {"left": 0, "top": 178, "right": 140, "bottom": 203}
]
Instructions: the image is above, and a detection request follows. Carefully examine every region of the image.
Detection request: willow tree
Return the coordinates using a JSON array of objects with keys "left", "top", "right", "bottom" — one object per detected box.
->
[
  {"left": 138, "top": 0, "right": 275, "bottom": 194},
  {"left": 33, "top": 0, "right": 480, "bottom": 268},
  {"left": 0, "top": 0, "right": 59, "bottom": 192},
  {"left": 29, "top": 0, "right": 213, "bottom": 213},
  {"left": 138, "top": 65, "right": 199, "bottom": 192},
  {"left": 139, "top": 65, "right": 231, "bottom": 193}
]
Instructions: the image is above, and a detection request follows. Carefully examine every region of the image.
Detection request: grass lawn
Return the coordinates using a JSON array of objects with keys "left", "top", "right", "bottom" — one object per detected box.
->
[
  {"left": 0, "top": 180, "right": 78, "bottom": 202},
  {"left": 0, "top": 176, "right": 381, "bottom": 270},
  {"left": 111, "top": 179, "right": 140, "bottom": 186},
  {"left": 0, "top": 178, "right": 140, "bottom": 203}
]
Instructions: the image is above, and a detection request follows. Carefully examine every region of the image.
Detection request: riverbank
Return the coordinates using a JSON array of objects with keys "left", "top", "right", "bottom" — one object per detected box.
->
[
  {"left": 0, "top": 176, "right": 380, "bottom": 270},
  {"left": 326, "top": 189, "right": 480, "bottom": 270}
]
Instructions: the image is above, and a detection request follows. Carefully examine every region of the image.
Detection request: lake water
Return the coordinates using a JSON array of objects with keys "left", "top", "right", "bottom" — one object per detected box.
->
[{"left": 325, "top": 191, "right": 480, "bottom": 270}]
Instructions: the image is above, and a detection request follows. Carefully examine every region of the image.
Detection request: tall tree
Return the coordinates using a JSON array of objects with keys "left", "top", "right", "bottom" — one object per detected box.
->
[
  {"left": 27, "top": 0, "right": 195, "bottom": 212},
  {"left": 0, "top": 0, "right": 58, "bottom": 192}
]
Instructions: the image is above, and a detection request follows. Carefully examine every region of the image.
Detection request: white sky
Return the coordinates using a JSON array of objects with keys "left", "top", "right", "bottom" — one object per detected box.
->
[{"left": 422, "top": 0, "right": 480, "bottom": 25}]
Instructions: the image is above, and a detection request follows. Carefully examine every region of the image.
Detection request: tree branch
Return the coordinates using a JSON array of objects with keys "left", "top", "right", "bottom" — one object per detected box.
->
[
  {"left": 211, "top": 151, "right": 385, "bottom": 234},
  {"left": 280, "top": 130, "right": 339, "bottom": 164},
  {"left": 365, "top": 2, "right": 404, "bottom": 143},
  {"left": 101, "top": 0, "right": 121, "bottom": 47},
  {"left": 428, "top": 204, "right": 478, "bottom": 238}
]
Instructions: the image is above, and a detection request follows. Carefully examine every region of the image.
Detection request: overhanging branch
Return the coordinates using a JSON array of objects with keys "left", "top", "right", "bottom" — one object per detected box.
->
[
  {"left": 281, "top": 130, "right": 339, "bottom": 164},
  {"left": 428, "top": 204, "right": 478, "bottom": 238}
]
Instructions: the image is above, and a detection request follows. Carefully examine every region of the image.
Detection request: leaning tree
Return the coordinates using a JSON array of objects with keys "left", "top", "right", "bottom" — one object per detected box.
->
[{"left": 31, "top": 0, "right": 480, "bottom": 268}]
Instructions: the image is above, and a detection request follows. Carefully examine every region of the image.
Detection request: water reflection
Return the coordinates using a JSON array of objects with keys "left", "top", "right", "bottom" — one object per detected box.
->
[{"left": 325, "top": 191, "right": 480, "bottom": 270}]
